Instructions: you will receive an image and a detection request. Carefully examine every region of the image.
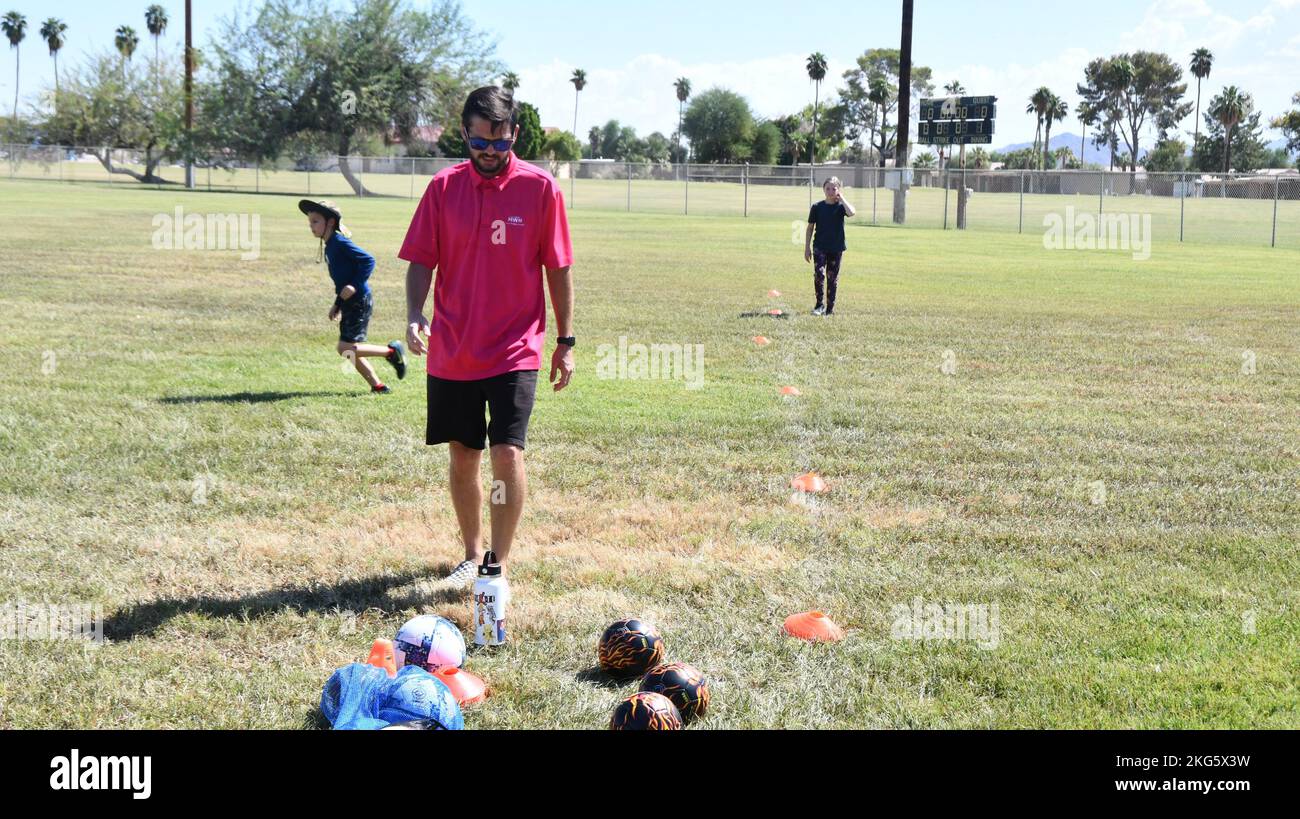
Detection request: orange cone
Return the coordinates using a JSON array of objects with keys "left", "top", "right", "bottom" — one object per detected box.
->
[
  {"left": 434, "top": 667, "right": 488, "bottom": 705},
  {"left": 367, "top": 638, "right": 397, "bottom": 677},
  {"left": 780, "top": 386, "right": 802, "bottom": 396},
  {"left": 768, "top": 309, "right": 784, "bottom": 316},
  {"left": 783, "top": 611, "right": 845, "bottom": 642},
  {"left": 790, "top": 471, "right": 827, "bottom": 493},
  {"left": 752, "top": 335, "right": 771, "bottom": 346},
  {"left": 767, "top": 289, "right": 782, "bottom": 298}
]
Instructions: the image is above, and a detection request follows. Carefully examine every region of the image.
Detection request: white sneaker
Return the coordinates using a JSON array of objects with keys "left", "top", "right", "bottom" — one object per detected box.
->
[
  {"left": 812, "top": 305, "right": 826, "bottom": 316},
  {"left": 440, "top": 559, "right": 477, "bottom": 589}
]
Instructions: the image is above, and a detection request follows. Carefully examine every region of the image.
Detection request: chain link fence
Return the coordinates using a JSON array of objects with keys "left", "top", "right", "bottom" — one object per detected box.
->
[{"left": 4, "top": 144, "right": 1297, "bottom": 248}]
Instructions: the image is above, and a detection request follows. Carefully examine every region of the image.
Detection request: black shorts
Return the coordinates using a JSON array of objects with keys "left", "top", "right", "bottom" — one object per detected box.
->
[
  {"left": 426, "top": 369, "right": 539, "bottom": 450},
  {"left": 339, "top": 292, "right": 373, "bottom": 343}
]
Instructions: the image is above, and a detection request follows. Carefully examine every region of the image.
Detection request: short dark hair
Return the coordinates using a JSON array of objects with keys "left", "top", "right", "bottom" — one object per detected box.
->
[{"left": 461, "top": 86, "right": 517, "bottom": 132}]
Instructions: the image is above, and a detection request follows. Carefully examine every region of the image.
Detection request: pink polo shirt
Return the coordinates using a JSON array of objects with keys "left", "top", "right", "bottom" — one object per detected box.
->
[{"left": 399, "top": 152, "right": 573, "bottom": 380}]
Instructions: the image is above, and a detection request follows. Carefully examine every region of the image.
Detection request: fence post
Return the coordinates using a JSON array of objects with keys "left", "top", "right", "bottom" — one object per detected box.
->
[
  {"left": 1272, "top": 175, "right": 1280, "bottom": 248},
  {"left": 307, "top": 166, "right": 312, "bottom": 196},
  {"left": 256, "top": 160, "right": 261, "bottom": 194},
  {"left": 1099, "top": 169, "right": 1105, "bottom": 217},
  {"left": 1179, "top": 171, "right": 1185, "bottom": 243},
  {"left": 626, "top": 161, "right": 631, "bottom": 212},
  {"left": 942, "top": 166, "right": 949, "bottom": 230},
  {"left": 207, "top": 164, "right": 211, "bottom": 192},
  {"left": 872, "top": 170, "right": 877, "bottom": 225},
  {"left": 58, "top": 147, "right": 64, "bottom": 183},
  {"left": 684, "top": 162, "right": 689, "bottom": 215},
  {"left": 409, "top": 158, "right": 415, "bottom": 200},
  {"left": 1019, "top": 171, "right": 1024, "bottom": 234},
  {"left": 809, "top": 165, "right": 814, "bottom": 205},
  {"left": 743, "top": 162, "right": 749, "bottom": 218},
  {"left": 570, "top": 162, "right": 575, "bottom": 209}
]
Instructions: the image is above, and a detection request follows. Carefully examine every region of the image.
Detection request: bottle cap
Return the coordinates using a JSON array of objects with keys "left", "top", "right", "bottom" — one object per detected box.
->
[{"left": 478, "top": 551, "right": 502, "bottom": 577}]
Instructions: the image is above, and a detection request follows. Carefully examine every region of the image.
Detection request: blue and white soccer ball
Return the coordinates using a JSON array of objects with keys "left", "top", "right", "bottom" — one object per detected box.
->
[{"left": 393, "top": 615, "right": 466, "bottom": 673}]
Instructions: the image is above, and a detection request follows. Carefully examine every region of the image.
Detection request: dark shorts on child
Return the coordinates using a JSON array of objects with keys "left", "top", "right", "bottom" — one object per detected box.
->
[
  {"left": 339, "top": 292, "right": 373, "bottom": 343},
  {"left": 426, "top": 369, "right": 539, "bottom": 450},
  {"left": 813, "top": 249, "right": 842, "bottom": 310}
]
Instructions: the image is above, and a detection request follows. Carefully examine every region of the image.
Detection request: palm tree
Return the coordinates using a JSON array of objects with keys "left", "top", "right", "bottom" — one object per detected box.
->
[
  {"left": 673, "top": 77, "right": 691, "bottom": 164},
  {"left": 501, "top": 72, "right": 520, "bottom": 96},
  {"left": 805, "top": 52, "right": 827, "bottom": 164},
  {"left": 570, "top": 68, "right": 586, "bottom": 138},
  {"left": 586, "top": 125, "right": 600, "bottom": 159},
  {"left": 1189, "top": 48, "right": 1213, "bottom": 151},
  {"left": 943, "top": 79, "right": 965, "bottom": 168},
  {"left": 914, "top": 151, "right": 936, "bottom": 169},
  {"left": 1053, "top": 146, "right": 1075, "bottom": 169},
  {"left": 968, "top": 147, "right": 990, "bottom": 169},
  {"left": 1043, "top": 93, "right": 1068, "bottom": 171},
  {"left": 145, "top": 5, "right": 167, "bottom": 65},
  {"left": 2, "top": 12, "right": 26, "bottom": 120},
  {"left": 868, "top": 75, "right": 890, "bottom": 168},
  {"left": 115, "top": 25, "right": 139, "bottom": 80},
  {"left": 1209, "top": 86, "right": 1249, "bottom": 174},
  {"left": 1077, "top": 100, "right": 1097, "bottom": 168},
  {"left": 39, "top": 18, "right": 66, "bottom": 94},
  {"left": 1027, "top": 86, "right": 1051, "bottom": 167}
]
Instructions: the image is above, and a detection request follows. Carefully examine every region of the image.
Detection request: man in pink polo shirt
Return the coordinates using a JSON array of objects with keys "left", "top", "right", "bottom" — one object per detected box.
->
[{"left": 399, "top": 86, "right": 575, "bottom": 594}]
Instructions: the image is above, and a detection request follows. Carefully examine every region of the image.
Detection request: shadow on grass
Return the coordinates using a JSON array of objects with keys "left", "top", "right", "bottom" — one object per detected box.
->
[
  {"left": 158, "top": 390, "right": 358, "bottom": 405},
  {"left": 102, "top": 569, "right": 448, "bottom": 641},
  {"left": 575, "top": 665, "right": 633, "bottom": 690}
]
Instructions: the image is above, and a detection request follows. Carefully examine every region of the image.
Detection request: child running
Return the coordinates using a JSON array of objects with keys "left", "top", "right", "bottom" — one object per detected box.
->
[
  {"left": 299, "top": 198, "right": 406, "bottom": 392},
  {"left": 804, "top": 177, "right": 856, "bottom": 316}
]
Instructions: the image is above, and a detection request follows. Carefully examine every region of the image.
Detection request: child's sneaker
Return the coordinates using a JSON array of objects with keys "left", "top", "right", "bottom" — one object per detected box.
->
[
  {"left": 372, "top": 383, "right": 392, "bottom": 394},
  {"left": 386, "top": 341, "right": 407, "bottom": 380},
  {"left": 812, "top": 305, "right": 826, "bottom": 316}
]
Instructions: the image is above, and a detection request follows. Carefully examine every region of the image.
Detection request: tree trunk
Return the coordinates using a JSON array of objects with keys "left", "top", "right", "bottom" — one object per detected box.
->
[
  {"left": 1193, "top": 79, "right": 1201, "bottom": 150},
  {"left": 338, "top": 133, "right": 377, "bottom": 197},
  {"left": 1223, "top": 124, "right": 1232, "bottom": 175},
  {"left": 893, "top": 0, "right": 913, "bottom": 225},
  {"left": 93, "top": 147, "right": 169, "bottom": 184},
  {"left": 12, "top": 48, "right": 19, "bottom": 120}
]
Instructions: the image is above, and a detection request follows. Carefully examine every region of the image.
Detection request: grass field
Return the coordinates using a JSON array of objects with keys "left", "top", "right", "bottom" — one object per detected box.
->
[
  {"left": 0, "top": 177, "right": 1297, "bottom": 729},
  {"left": 7, "top": 156, "right": 1299, "bottom": 248}
]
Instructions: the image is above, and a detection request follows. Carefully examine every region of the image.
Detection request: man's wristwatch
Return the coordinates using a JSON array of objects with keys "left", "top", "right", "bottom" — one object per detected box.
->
[{"left": 556, "top": 336, "right": 576, "bottom": 347}]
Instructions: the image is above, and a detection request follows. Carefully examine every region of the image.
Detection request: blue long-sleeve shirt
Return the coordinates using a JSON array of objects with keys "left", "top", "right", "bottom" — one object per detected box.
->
[{"left": 325, "top": 232, "right": 374, "bottom": 299}]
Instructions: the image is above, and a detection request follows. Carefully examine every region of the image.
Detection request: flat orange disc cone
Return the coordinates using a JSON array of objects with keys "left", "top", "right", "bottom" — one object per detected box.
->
[
  {"left": 768, "top": 309, "right": 784, "bottom": 316},
  {"left": 790, "top": 471, "right": 827, "bottom": 493},
  {"left": 780, "top": 386, "right": 801, "bottom": 396},
  {"left": 367, "top": 638, "right": 397, "bottom": 677},
  {"left": 752, "top": 336, "right": 771, "bottom": 346},
  {"left": 434, "top": 667, "right": 488, "bottom": 705},
  {"left": 783, "top": 611, "right": 845, "bottom": 642},
  {"left": 768, "top": 289, "right": 782, "bottom": 298}
]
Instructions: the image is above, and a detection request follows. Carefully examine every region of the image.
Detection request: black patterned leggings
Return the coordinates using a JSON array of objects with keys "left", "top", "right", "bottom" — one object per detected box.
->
[{"left": 813, "top": 249, "right": 842, "bottom": 311}]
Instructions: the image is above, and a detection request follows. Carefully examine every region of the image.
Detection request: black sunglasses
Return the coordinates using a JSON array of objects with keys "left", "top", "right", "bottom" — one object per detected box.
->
[{"left": 465, "top": 133, "right": 515, "bottom": 152}]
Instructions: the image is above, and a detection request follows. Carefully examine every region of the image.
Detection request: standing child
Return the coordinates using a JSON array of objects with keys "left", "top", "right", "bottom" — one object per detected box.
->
[
  {"left": 299, "top": 199, "right": 407, "bottom": 393},
  {"left": 804, "top": 177, "right": 856, "bottom": 316}
]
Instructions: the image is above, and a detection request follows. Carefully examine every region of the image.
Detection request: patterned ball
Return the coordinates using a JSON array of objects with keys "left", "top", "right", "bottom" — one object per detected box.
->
[
  {"left": 393, "top": 615, "right": 466, "bottom": 673},
  {"left": 609, "top": 692, "right": 682, "bottom": 731},
  {"left": 598, "top": 618, "right": 664, "bottom": 677},
  {"left": 639, "top": 662, "right": 710, "bottom": 723}
]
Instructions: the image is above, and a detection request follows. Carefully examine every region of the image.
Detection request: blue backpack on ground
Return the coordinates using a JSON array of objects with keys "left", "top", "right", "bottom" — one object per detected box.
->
[{"left": 321, "top": 663, "right": 464, "bottom": 730}]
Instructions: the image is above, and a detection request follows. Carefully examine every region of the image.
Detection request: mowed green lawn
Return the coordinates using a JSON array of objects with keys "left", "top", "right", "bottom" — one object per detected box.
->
[{"left": 0, "top": 178, "right": 1296, "bottom": 728}]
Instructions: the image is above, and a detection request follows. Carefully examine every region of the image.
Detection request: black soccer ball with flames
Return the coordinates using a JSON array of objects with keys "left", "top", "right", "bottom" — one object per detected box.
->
[
  {"left": 609, "top": 692, "right": 683, "bottom": 731},
  {"left": 598, "top": 618, "right": 664, "bottom": 677},
  {"left": 639, "top": 662, "right": 710, "bottom": 723}
]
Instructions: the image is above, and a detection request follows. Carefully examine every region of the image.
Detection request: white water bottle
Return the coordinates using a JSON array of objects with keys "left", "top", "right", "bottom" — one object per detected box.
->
[{"left": 472, "top": 551, "right": 509, "bottom": 647}]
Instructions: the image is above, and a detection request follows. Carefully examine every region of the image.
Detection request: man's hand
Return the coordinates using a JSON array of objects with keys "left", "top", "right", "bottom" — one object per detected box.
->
[
  {"left": 407, "top": 317, "right": 430, "bottom": 356},
  {"left": 549, "top": 344, "right": 574, "bottom": 392},
  {"left": 328, "top": 304, "right": 341, "bottom": 321}
]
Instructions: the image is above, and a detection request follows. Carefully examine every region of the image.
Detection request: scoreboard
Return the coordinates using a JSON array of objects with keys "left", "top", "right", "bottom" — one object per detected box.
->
[{"left": 919, "top": 95, "right": 997, "bottom": 146}]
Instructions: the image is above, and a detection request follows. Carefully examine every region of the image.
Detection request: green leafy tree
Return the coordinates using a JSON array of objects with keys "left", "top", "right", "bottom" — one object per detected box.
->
[
  {"left": 1143, "top": 139, "right": 1187, "bottom": 172},
  {"left": 42, "top": 51, "right": 184, "bottom": 182},
  {"left": 750, "top": 120, "right": 779, "bottom": 165},
  {"left": 1269, "top": 92, "right": 1300, "bottom": 156},
  {"left": 839, "top": 47, "right": 932, "bottom": 168},
  {"left": 681, "top": 87, "right": 755, "bottom": 163},
  {"left": 514, "top": 100, "right": 542, "bottom": 159},
  {"left": 913, "top": 150, "right": 935, "bottom": 168},
  {"left": 203, "top": 0, "right": 499, "bottom": 193},
  {"left": 540, "top": 129, "right": 580, "bottom": 161},
  {"left": 673, "top": 77, "right": 691, "bottom": 162}
]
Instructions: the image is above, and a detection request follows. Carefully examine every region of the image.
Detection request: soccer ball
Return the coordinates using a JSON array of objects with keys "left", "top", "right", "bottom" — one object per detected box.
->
[
  {"left": 598, "top": 618, "right": 664, "bottom": 677},
  {"left": 639, "top": 662, "right": 710, "bottom": 723},
  {"left": 393, "top": 615, "right": 466, "bottom": 673},
  {"left": 609, "top": 692, "right": 682, "bottom": 731}
]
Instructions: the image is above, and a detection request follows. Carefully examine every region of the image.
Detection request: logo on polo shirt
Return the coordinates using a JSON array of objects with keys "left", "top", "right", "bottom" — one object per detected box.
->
[
  {"left": 507, "top": 215, "right": 524, "bottom": 226},
  {"left": 490, "top": 216, "right": 525, "bottom": 246}
]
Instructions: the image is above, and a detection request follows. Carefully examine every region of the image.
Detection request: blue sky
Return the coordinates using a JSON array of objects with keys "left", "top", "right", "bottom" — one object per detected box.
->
[{"left": 3, "top": 0, "right": 1297, "bottom": 148}]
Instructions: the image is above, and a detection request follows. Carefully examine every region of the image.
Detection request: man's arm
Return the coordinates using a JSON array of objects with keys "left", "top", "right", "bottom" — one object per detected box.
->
[
  {"left": 405, "top": 262, "right": 433, "bottom": 355},
  {"left": 546, "top": 265, "right": 574, "bottom": 391}
]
